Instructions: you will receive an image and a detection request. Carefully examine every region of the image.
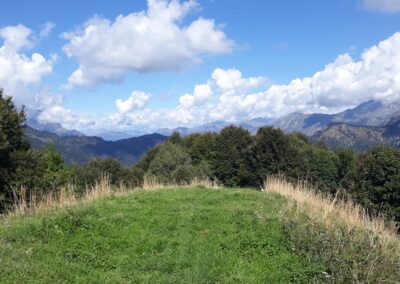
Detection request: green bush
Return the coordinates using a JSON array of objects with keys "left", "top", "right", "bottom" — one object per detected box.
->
[
  {"left": 349, "top": 146, "right": 400, "bottom": 222},
  {"left": 0, "top": 90, "right": 29, "bottom": 210}
]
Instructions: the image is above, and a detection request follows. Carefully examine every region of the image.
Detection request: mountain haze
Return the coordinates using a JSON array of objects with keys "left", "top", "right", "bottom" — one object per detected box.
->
[{"left": 24, "top": 126, "right": 167, "bottom": 165}]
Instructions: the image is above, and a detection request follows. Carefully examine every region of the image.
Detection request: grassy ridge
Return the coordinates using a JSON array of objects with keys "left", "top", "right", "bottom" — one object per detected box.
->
[
  {"left": 0, "top": 188, "right": 324, "bottom": 283},
  {"left": 265, "top": 178, "right": 400, "bottom": 282}
]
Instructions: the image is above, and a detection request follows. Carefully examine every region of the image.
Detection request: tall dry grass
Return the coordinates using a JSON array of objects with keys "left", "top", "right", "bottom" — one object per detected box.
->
[
  {"left": 9, "top": 175, "right": 121, "bottom": 217},
  {"left": 7, "top": 176, "right": 220, "bottom": 217},
  {"left": 264, "top": 177, "right": 398, "bottom": 241},
  {"left": 142, "top": 176, "right": 221, "bottom": 191},
  {"left": 264, "top": 177, "right": 400, "bottom": 282}
]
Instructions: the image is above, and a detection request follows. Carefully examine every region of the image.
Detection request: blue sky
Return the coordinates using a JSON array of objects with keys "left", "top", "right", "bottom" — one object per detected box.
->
[{"left": 1, "top": 0, "right": 400, "bottom": 134}]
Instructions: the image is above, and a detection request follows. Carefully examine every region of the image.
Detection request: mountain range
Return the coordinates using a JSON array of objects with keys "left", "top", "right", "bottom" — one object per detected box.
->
[
  {"left": 25, "top": 98, "right": 400, "bottom": 164},
  {"left": 25, "top": 126, "right": 167, "bottom": 165},
  {"left": 272, "top": 99, "right": 400, "bottom": 136},
  {"left": 155, "top": 99, "right": 400, "bottom": 137},
  {"left": 312, "top": 117, "right": 400, "bottom": 151}
]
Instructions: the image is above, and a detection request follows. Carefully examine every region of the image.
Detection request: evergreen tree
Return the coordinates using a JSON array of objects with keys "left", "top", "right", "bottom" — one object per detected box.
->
[{"left": 0, "top": 90, "right": 29, "bottom": 210}]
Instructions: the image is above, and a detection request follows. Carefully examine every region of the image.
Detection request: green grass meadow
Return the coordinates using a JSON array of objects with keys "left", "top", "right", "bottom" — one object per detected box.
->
[{"left": 0, "top": 188, "right": 325, "bottom": 283}]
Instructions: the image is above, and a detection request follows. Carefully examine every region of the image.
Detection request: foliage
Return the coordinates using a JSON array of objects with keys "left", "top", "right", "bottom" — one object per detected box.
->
[
  {"left": 11, "top": 145, "right": 73, "bottom": 194},
  {"left": 211, "top": 126, "right": 252, "bottom": 187},
  {"left": 74, "top": 158, "right": 142, "bottom": 192},
  {"left": 244, "top": 127, "right": 301, "bottom": 187},
  {"left": 146, "top": 142, "right": 199, "bottom": 184},
  {"left": 349, "top": 146, "right": 400, "bottom": 222},
  {"left": 0, "top": 90, "right": 29, "bottom": 210}
]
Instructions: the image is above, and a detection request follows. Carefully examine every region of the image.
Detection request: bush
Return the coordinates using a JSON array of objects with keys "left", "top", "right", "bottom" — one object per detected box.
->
[
  {"left": 212, "top": 126, "right": 252, "bottom": 187},
  {"left": 75, "top": 158, "right": 141, "bottom": 191},
  {"left": 146, "top": 142, "right": 194, "bottom": 183},
  {"left": 349, "top": 146, "right": 400, "bottom": 222}
]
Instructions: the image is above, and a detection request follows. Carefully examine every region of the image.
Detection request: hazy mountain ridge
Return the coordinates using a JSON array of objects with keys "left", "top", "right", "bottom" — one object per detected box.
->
[
  {"left": 272, "top": 100, "right": 400, "bottom": 135},
  {"left": 24, "top": 126, "right": 167, "bottom": 165},
  {"left": 27, "top": 117, "right": 83, "bottom": 137},
  {"left": 157, "top": 117, "right": 274, "bottom": 136}
]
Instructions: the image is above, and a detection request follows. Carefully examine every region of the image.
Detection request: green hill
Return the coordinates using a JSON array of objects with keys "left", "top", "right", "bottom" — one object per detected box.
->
[
  {"left": 1, "top": 185, "right": 399, "bottom": 283},
  {"left": 1, "top": 188, "right": 323, "bottom": 283}
]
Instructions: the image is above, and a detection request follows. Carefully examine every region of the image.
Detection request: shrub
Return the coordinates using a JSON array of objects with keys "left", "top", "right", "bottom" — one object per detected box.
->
[
  {"left": 349, "top": 146, "right": 400, "bottom": 222},
  {"left": 212, "top": 126, "right": 252, "bottom": 187}
]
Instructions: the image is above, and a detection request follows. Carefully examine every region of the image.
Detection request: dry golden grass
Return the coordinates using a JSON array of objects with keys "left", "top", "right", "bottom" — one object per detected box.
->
[
  {"left": 142, "top": 176, "right": 221, "bottom": 191},
  {"left": 264, "top": 177, "right": 400, "bottom": 282},
  {"left": 9, "top": 176, "right": 124, "bottom": 217},
  {"left": 264, "top": 177, "right": 399, "bottom": 243},
  {"left": 7, "top": 176, "right": 220, "bottom": 217}
]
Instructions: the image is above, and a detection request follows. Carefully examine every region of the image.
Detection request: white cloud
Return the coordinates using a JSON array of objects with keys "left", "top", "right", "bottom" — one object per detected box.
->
[
  {"left": 63, "top": 0, "right": 234, "bottom": 87},
  {"left": 102, "top": 32, "right": 400, "bottom": 132},
  {"left": 178, "top": 84, "right": 213, "bottom": 109},
  {"left": 39, "top": 22, "right": 56, "bottom": 38},
  {"left": 14, "top": 28, "right": 400, "bottom": 135},
  {"left": 0, "top": 24, "right": 54, "bottom": 107},
  {"left": 116, "top": 91, "right": 150, "bottom": 114},
  {"left": 0, "top": 24, "right": 33, "bottom": 50},
  {"left": 211, "top": 68, "right": 268, "bottom": 95},
  {"left": 253, "top": 31, "right": 400, "bottom": 117},
  {"left": 362, "top": 0, "right": 400, "bottom": 12}
]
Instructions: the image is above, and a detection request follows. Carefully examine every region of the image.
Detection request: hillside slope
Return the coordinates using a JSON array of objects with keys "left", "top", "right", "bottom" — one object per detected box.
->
[
  {"left": 0, "top": 188, "right": 323, "bottom": 283},
  {"left": 312, "top": 118, "right": 400, "bottom": 151},
  {"left": 272, "top": 99, "right": 400, "bottom": 135},
  {"left": 24, "top": 126, "right": 167, "bottom": 165}
]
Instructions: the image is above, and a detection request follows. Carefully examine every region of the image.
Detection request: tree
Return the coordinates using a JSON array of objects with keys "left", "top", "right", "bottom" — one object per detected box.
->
[
  {"left": 349, "top": 146, "right": 400, "bottom": 222},
  {"left": 183, "top": 132, "right": 217, "bottom": 166},
  {"left": 0, "top": 90, "right": 29, "bottom": 210},
  {"left": 146, "top": 142, "right": 194, "bottom": 184},
  {"left": 212, "top": 126, "right": 252, "bottom": 187},
  {"left": 302, "top": 147, "right": 340, "bottom": 193},
  {"left": 245, "top": 127, "right": 302, "bottom": 187},
  {"left": 76, "top": 158, "right": 125, "bottom": 190},
  {"left": 335, "top": 148, "right": 355, "bottom": 188},
  {"left": 10, "top": 145, "right": 73, "bottom": 195}
]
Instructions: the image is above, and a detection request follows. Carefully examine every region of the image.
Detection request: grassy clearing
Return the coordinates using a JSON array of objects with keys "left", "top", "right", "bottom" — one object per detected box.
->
[
  {"left": 264, "top": 178, "right": 400, "bottom": 283},
  {"left": 2, "top": 180, "right": 399, "bottom": 283},
  {"left": 0, "top": 187, "right": 324, "bottom": 283},
  {"left": 0, "top": 188, "right": 323, "bottom": 283}
]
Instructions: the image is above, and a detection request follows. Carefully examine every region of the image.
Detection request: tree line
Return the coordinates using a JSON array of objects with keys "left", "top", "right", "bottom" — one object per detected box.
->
[{"left": 1, "top": 90, "right": 399, "bottom": 223}]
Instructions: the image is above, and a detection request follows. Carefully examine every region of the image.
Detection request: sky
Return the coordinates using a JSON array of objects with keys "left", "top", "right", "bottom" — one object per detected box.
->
[{"left": 1, "top": 0, "right": 400, "bottom": 134}]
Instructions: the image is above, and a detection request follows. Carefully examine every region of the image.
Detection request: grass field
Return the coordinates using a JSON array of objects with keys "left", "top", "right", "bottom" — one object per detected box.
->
[{"left": 0, "top": 188, "right": 325, "bottom": 283}]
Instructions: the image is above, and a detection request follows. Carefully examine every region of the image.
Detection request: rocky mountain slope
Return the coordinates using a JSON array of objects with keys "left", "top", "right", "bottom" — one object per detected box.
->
[
  {"left": 312, "top": 117, "right": 400, "bottom": 151},
  {"left": 272, "top": 99, "right": 400, "bottom": 135}
]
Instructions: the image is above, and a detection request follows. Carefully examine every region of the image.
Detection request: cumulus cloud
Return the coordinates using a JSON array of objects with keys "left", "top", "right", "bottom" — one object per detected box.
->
[
  {"left": 362, "top": 0, "right": 400, "bottom": 12},
  {"left": 253, "top": 31, "right": 400, "bottom": 117},
  {"left": 116, "top": 91, "right": 150, "bottom": 114},
  {"left": 0, "top": 24, "right": 55, "bottom": 107},
  {"left": 63, "top": 0, "right": 234, "bottom": 87},
  {"left": 211, "top": 68, "right": 268, "bottom": 95},
  {"left": 104, "top": 68, "right": 268, "bottom": 131},
  {"left": 12, "top": 27, "right": 400, "bottom": 135},
  {"left": 0, "top": 24, "right": 33, "bottom": 50},
  {"left": 99, "top": 32, "right": 400, "bottom": 132}
]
